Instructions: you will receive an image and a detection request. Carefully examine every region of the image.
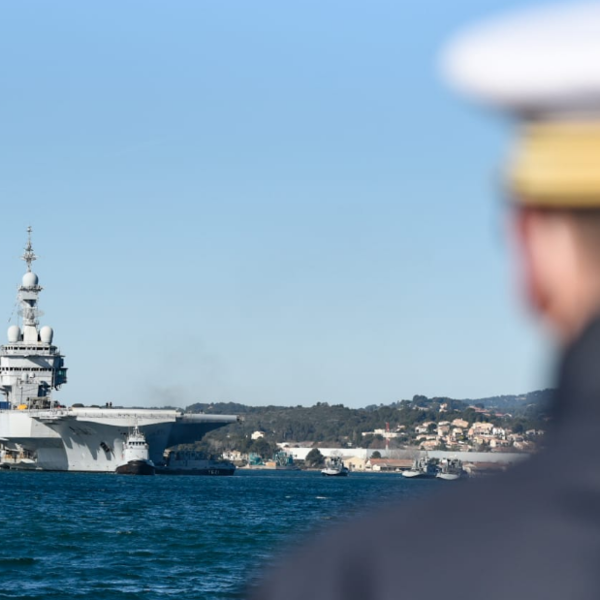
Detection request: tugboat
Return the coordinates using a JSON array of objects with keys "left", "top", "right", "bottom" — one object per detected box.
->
[
  {"left": 401, "top": 455, "right": 439, "bottom": 479},
  {"left": 436, "top": 458, "right": 465, "bottom": 481},
  {"left": 321, "top": 455, "right": 349, "bottom": 477},
  {"left": 116, "top": 426, "right": 155, "bottom": 475}
]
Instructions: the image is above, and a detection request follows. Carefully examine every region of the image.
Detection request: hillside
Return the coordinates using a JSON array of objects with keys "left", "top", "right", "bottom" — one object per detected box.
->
[{"left": 186, "top": 389, "right": 553, "bottom": 452}]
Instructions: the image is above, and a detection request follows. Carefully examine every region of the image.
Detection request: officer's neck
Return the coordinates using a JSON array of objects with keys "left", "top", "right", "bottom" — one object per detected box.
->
[{"left": 550, "top": 270, "right": 600, "bottom": 347}]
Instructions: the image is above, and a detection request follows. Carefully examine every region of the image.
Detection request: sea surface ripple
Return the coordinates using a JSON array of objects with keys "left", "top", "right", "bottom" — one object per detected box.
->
[{"left": 0, "top": 471, "right": 437, "bottom": 599}]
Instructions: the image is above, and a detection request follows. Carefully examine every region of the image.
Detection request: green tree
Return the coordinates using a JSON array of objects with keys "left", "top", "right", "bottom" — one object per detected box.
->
[
  {"left": 305, "top": 448, "right": 325, "bottom": 467},
  {"left": 370, "top": 451, "right": 382, "bottom": 459},
  {"left": 512, "top": 422, "right": 525, "bottom": 434},
  {"left": 249, "top": 438, "right": 275, "bottom": 459}
]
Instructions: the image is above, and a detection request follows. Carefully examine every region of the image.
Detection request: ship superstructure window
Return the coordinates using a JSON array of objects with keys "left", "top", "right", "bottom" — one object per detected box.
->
[{"left": 0, "top": 367, "right": 53, "bottom": 371}]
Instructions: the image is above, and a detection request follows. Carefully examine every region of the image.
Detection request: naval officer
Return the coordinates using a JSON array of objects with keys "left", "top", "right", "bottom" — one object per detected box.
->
[{"left": 250, "top": 3, "right": 600, "bottom": 600}]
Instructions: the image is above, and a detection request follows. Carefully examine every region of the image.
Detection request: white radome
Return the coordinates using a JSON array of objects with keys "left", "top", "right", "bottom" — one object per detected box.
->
[
  {"left": 441, "top": 2, "right": 600, "bottom": 113},
  {"left": 40, "top": 326, "right": 53, "bottom": 344},
  {"left": 22, "top": 272, "right": 39, "bottom": 287},
  {"left": 7, "top": 325, "right": 21, "bottom": 343}
]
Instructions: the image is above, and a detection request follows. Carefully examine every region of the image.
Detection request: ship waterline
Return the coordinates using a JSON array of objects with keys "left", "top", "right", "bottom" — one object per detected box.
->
[{"left": 0, "top": 229, "right": 238, "bottom": 472}]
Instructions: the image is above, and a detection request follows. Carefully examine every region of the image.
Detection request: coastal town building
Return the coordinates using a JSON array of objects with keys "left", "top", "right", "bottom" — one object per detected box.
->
[
  {"left": 468, "top": 422, "right": 494, "bottom": 437},
  {"left": 414, "top": 422, "right": 435, "bottom": 435},
  {"left": 365, "top": 458, "right": 413, "bottom": 472},
  {"left": 345, "top": 456, "right": 367, "bottom": 471},
  {"left": 437, "top": 422, "right": 451, "bottom": 437},
  {"left": 361, "top": 429, "right": 400, "bottom": 439},
  {"left": 419, "top": 440, "right": 440, "bottom": 450}
]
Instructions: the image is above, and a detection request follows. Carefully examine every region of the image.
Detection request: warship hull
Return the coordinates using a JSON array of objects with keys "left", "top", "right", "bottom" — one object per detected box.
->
[
  {"left": 116, "top": 459, "right": 155, "bottom": 475},
  {"left": 401, "top": 469, "right": 424, "bottom": 478},
  {"left": 0, "top": 409, "right": 238, "bottom": 472},
  {"left": 436, "top": 472, "right": 461, "bottom": 481},
  {"left": 321, "top": 469, "right": 348, "bottom": 477}
]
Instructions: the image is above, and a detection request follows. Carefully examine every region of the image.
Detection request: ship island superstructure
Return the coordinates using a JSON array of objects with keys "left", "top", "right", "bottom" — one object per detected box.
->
[{"left": 0, "top": 229, "right": 238, "bottom": 472}]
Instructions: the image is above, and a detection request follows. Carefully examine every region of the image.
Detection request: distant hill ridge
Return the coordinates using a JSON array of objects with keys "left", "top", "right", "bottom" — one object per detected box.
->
[
  {"left": 462, "top": 389, "right": 554, "bottom": 411},
  {"left": 187, "top": 389, "right": 554, "bottom": 416}
]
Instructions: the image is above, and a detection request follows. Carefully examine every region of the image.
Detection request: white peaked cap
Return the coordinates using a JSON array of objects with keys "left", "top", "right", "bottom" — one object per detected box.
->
[{"left": 441, "top": 2, "right": 600, "bottom": 115}]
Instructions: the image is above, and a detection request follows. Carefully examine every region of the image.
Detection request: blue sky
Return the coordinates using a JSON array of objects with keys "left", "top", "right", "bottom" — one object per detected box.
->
[{"left": 0, "top": 0, "right": 560, "bottom": 408}]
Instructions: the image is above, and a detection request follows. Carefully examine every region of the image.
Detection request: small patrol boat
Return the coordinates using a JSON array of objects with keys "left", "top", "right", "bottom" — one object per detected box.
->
[
  {"left": 436, "top": 458, "right": 465, "bottom": 481},
  {"left": 402, "top": 455, "right": 439, "bottom": 479},
  {"left": 321, "top": 455, "right": 349, "bottom": 477},
  {"left": 116, "top": 426, "right": 155, "bottom": 475}
]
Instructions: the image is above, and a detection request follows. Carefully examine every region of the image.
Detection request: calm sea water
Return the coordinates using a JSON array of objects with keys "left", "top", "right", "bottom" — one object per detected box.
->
[{"left": 0, "top": 470, "right": 438, "bottom": 600}]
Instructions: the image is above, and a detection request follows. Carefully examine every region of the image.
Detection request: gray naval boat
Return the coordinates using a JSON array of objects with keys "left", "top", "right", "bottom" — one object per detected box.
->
[
  {"left": 401, "top": 454, "right": 439, "bottom": 479},
  {"left": 156, "top": 449, "right": 236, "bottom": 476},
  {"left": 436, "top": 457, "right": 466, "bottom": 481},
  {"left": 321, "top": 455, "right": 350, "bottom": 477},
  {"left": 0, "top": 229, "right": 239, "bottom": 472}
]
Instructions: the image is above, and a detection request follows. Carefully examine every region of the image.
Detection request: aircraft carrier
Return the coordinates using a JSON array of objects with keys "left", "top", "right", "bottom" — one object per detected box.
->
[{"left": 0, "top": 228, "right": 238, "bottom": 472}]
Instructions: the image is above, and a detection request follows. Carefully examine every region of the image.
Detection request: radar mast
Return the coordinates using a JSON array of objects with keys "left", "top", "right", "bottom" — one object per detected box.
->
[
  {"left": 21, "top": 226, "right": 37, "bottom": 272},
  {"left": 0, "top": 228, "right": 67, "bottom": 409}
]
